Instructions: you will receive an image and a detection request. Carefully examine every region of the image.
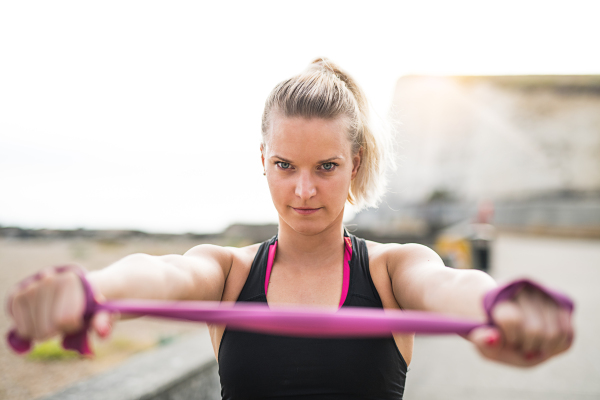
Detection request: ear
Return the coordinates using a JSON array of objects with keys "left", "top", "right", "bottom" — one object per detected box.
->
[
  {"left": 351, "top": 147, "right": 362, "bottom": 180},
  {"left": 260, "top": 144, "right": 265, "bottom": 169}
]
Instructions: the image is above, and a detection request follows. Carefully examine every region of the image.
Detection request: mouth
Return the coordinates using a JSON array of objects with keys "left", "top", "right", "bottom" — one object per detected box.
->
[{"left": 291, "top": 207, "right": 322, "bottom": 215}]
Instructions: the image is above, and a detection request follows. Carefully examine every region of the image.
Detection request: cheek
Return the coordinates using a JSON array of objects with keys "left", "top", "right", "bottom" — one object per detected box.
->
[
  {"left": 332, "top": 178, "right": 351, "bottom": 201},
  {"left": 267, "top": 176, "right": 291, "bottom": 204},
  {"left": 319, "top": 174, "right": 351, "bottom": 205}
]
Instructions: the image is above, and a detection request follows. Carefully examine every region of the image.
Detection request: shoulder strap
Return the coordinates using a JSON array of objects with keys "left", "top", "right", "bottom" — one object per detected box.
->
[
  {"left": 236, "top": 236, "right": 277, "bottom": 302},
  {"left": 345, "top": 233, "right": 384, "bottom": 307}
]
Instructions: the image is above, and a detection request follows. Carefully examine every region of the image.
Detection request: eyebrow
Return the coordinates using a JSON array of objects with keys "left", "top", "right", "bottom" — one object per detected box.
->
[{"left": 271, "top": 155, "right": 343, "bottom": 164}]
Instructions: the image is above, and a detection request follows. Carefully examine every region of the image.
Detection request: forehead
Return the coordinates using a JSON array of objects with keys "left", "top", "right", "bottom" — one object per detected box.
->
[{"left": 266, "top": 115, "right": 351, "bottom": 160}]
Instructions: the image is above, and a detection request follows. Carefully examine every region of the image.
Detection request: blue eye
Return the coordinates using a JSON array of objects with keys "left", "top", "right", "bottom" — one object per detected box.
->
[
  {"left": 322, "top": 163, "right": 336, "bottom": 171},
  {"left": 276, "top": 162, "right": 291, "bottom": 169}
]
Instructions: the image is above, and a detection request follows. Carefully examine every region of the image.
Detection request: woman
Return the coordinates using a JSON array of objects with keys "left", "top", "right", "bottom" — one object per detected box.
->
[{"left": 7, "top": 59, "right": 573, "bottom": 399}]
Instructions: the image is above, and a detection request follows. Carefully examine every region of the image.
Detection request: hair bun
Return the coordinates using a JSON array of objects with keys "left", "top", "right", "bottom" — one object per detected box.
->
[{"left": 310, "top": 57, "right": 338, "bottom": 74}]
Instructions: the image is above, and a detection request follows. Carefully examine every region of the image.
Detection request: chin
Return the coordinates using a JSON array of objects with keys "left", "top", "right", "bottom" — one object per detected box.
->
[{"left": 291, "top": 223, "right": 328, "bottom": 236}]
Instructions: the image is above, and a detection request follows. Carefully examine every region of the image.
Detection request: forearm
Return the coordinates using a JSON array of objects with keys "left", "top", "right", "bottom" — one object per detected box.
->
[
  {"left": 420, "top": 268, "right": 497, "bottom": 322},
  {"left": 87, "top": 253, "right": 203, "bottom": 302},
  {"left": 390, "top": 243, "right": 498, "bottom": 321}
]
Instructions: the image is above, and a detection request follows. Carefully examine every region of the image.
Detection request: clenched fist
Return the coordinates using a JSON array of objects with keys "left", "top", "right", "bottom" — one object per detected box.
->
[
  {"left": 469, "top": 283, "right": 574, "bottom": 367},
  {"left": 7, "top": 266, "right": 113, "bottom": 347}
]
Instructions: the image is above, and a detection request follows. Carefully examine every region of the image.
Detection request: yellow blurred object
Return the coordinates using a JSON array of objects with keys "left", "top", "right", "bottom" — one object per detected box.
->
[
  {"left": 26, "top": 339, "right": 79, "bottom": 361},
  {"left": 434, "top": 220, "right": 495, "bottom": 271},
  {"left": 435, "top": 234, "right": 473, "bottom": 269}
]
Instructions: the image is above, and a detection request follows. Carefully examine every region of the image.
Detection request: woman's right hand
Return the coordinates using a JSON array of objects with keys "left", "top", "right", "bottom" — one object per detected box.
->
[{"left": 7, "top": 267, "right": 113, "bottom": 346}]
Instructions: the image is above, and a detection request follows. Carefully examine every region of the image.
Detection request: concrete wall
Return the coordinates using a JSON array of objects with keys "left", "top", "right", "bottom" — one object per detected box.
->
[{"left": 41, "top": 332, "right": 220, "bottom": 400}]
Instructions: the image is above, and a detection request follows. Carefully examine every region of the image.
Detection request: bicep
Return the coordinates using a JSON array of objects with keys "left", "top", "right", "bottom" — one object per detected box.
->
[
  {"left": 388, "top": 243, "right": 496, "bottom": 319},
  {"left": 164, "top": 244, "right": 233, "bottom": 301},
  {"left": 388, "top": 243, "right": 448, "bottom": 310},
  {"left": 87, "top": 245, "right": 232, "bottom": 302}
]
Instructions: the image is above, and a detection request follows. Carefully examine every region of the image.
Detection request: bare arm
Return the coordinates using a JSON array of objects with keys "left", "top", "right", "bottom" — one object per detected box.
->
[
  {"left": 88, "top": 244, "right": 231, "bottom": 302},
  {"left": 386, "top": 243, "right": 573, "bottom": 367},
  {"left": 387, "top": 243, "right": 496, "bottom": 321},
  {"left": 8, "top": 244, "right": 235, "bottom": 344}
]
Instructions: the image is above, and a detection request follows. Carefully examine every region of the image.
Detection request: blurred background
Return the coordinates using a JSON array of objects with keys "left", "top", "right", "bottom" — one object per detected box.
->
[{"left": 1, "top": 1, "right": 599, "bottom": 399}]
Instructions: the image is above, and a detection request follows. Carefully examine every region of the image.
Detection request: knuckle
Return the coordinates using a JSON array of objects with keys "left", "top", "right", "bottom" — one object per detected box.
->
[
  {"left": 56, "top": 313, "right": 82, "bottom": 331},
  {"left": 12, "top": 291, "right": 34, "bottom": 315},
  {"left": 494, "top": 305, "right": 523, "bottom": 329},
  {"left": 545, "top": 325, "right": 561, "bottom": 343},
  {"left": 524, "top": 324, "right": 544, "bottom": 340},
  {"left": 56, "top": 272, "right": 80, "bottom": 289},
  {"left": 21, "top": 283, "right": 38, "bottom": 298},
  {"left": 545, "top": 331, "right": 561, "bottom": 348},
  {"left": 12, "top": 291, "right": 26, "bottom": 308},
  {"left": 38, "top": 273, "right": 55, "bottom": 287}
]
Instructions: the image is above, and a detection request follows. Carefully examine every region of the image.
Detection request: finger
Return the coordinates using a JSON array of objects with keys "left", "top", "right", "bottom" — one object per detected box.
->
[
  {"left": 482, "top": 346, "right": 548, "bottom": 367},
  {"left": 34, "top": 273, "right": 58, "bottom": 340},
  {"left": 492, "top": 301, "right": 524, "bottom": 350},
  {"left": 25, "top": 280, "right": 48, "bottom": 340},
  {"left": 12, "top": 292, "right": 34, "bottom": 339},
  {"left": 92, "top": 311, "right": 113, "bottom": 338},
  {"left": 90, "top": 290, "right": 113, "bottom": 338},
  {"left": 54, "top": 273, "right": 85, "bottom": 334},
  {"left": 539, "top": 300, "right": 563, "bottom": 356},
  {"left": 28, "top": 298, "right": 41, "bottom": 340},
  {"left": 468, "top": 326, "right": 503, "bottom": 359},
  {"left": 468, "top": 326, "right": 548, "bottom": 367},
  {"left": 517, "top": 291, "right": 545, "bottom": 356},
  {"left": 554, "top": 308, "right": 574, "bottom": 354}
]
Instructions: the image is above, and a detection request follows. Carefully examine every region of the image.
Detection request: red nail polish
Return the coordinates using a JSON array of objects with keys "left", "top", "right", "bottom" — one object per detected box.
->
[
  {"left": 485, "top": 332, "right": 499, "bottom": 346},
  {"left": 99, "top": 324, "right": 110, "bottom": 338},
  {"left": 524, "top": 351, "right": 535, "bottom": 360}
]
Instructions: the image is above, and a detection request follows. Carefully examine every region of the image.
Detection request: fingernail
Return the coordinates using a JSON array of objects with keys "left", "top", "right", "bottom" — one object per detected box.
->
[
  {"left": 524, "top": 351, "right": 536, "bottom": 360},
  {"left": 99, "top": 324, "right": 110, "bottom": 338},
  {"left": 485, "top": 332, "right": 499, "bottom": 346}
]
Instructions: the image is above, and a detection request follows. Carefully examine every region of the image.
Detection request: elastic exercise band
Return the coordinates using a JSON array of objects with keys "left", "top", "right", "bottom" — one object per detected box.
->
[{"left": 6, "top": 266, "right": 574, "bottom": 356}]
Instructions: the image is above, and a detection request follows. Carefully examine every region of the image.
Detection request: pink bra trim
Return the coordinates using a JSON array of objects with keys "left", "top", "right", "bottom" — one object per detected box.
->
[
  {"left": 264, "top": 237, "right": 353, "bottom": 309},
  {"left": 264, "top": 242, "right": 277, "bottom": 295},
  {"left": 341, "top": 237, "right": 352, "bottom": 307}
]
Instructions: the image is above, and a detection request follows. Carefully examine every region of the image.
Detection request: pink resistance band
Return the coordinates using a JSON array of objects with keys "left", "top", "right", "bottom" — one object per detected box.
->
[
  {"left": 265, "top": 237, "right": 352, "bottom": 308},
  {"left": 7, "top": 266, "right": 574, "bottom": 356}
]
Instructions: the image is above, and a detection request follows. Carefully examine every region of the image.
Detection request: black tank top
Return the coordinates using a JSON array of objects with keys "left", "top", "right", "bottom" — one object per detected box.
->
[{"left": 218, "top": 233, "right": 407, "bottom": 400}]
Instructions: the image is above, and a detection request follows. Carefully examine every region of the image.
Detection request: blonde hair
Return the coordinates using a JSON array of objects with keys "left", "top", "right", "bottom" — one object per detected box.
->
[{"left": 261, "top": 58, "right": 392, "bottom": 210}]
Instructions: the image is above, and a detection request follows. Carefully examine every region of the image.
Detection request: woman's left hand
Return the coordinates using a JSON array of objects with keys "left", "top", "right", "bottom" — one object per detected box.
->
[{"left": 468, "top": 286, "right": 574, "bottom": 367}]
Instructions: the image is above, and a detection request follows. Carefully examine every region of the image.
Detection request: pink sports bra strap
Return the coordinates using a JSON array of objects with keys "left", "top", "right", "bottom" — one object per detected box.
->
[
  {"left": 341, "top": 237, "right": 352, "bottom": 307},
  {"left": 264, "top": 237, "right": 353, "bottom": 309},
  {"left": 264, "top": 242, "right": 277, "bottom": 295}
]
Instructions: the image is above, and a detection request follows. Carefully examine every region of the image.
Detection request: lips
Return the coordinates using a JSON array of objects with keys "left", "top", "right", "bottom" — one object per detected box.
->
[{"left": 292, "top": 207, "right": 321, "bottom": 215}]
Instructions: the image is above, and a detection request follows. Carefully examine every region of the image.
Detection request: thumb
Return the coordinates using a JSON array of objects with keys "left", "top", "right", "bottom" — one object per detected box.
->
[
  {"left": 90, "top": 292, "right": 113, "bottom": 339},
  {"left": 468, "top": 326, "right": 503, "bottom": 358},
  {"left": 91, "top": 311, "right": 114, "bottom": 339}
]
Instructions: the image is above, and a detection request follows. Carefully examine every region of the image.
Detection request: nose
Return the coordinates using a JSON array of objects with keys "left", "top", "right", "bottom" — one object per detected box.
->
[{"left": 294, "top": 170, "right": 317, "bottom": 201}]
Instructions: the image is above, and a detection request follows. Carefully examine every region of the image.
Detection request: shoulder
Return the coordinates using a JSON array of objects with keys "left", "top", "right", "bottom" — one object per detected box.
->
[
  {"left": 365, "top": 240, "right": 444, "bottom": 274},
  {"left": 365, "top": 240, "right": 441, "bottom": 262},
  {"left": 184, "top": 242, "right": 262, "bottom": 278}
]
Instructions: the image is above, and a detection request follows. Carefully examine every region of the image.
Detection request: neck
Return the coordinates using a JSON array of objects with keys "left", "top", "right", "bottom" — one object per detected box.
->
[{"left": 276, "top": 212, "right": 346, "bottom": 270}]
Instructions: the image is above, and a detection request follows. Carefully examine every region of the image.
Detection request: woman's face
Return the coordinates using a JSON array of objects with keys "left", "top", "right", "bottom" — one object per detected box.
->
[{"left": 262, "top": 114, "right": 361, "bottom": 236}]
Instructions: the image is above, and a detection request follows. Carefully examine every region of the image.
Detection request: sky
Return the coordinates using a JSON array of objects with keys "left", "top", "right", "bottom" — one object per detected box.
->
[{"left": 1, "top": 0, "right": 599, "bottom": 234}]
